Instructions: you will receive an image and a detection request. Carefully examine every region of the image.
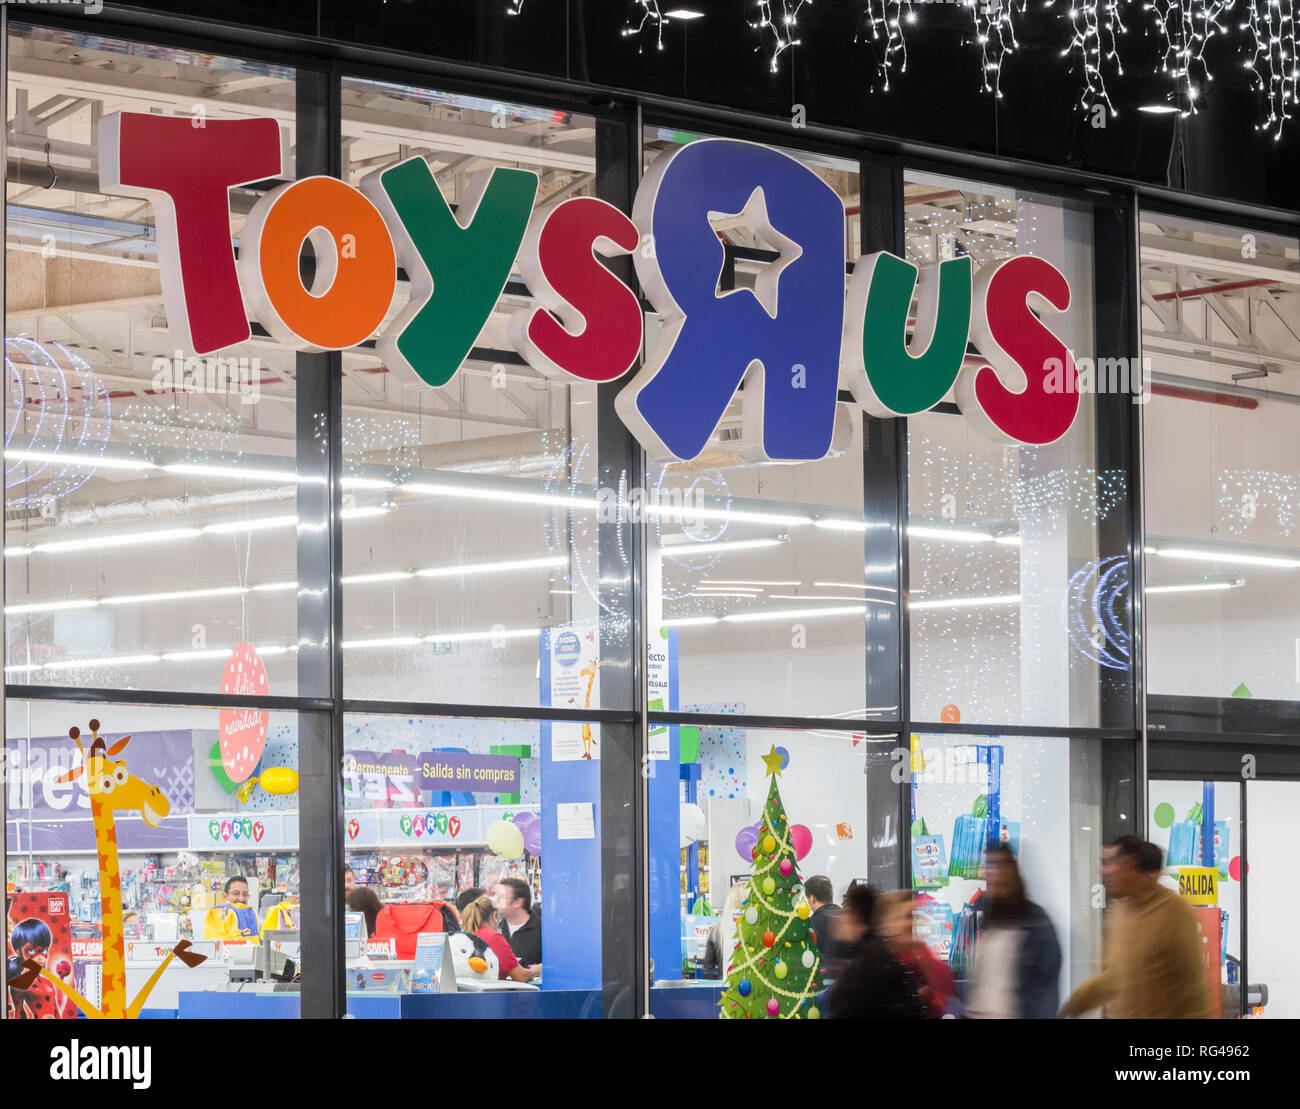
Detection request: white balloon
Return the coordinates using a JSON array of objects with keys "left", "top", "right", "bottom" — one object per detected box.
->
[{"left": 679, "top": 802, "right": 706, "bottom": 849}]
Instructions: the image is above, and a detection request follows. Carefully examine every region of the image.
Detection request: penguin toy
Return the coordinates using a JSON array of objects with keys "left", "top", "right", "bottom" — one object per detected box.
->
[{"left": 444, "top": 930, "right": 500, "bottom": 987}]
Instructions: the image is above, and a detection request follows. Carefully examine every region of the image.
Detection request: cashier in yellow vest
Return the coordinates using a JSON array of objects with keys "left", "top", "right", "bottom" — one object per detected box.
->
[{"left": 204, "top": 876, "right": 262, "bottom": 944}]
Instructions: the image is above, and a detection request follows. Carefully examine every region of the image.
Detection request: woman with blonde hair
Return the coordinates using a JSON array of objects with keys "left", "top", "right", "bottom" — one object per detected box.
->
[
  {"left": 702, "top": 880, "right": 751, "bottom": 979},
  {"left": 459, "top": 896, "right": 540, "bottom": 982}
]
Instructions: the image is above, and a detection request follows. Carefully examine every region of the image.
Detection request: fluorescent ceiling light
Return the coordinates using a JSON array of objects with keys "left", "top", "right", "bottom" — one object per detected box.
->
[
  {"left": 704, "top": 579, "right": 799, "bottom": 587},
  {"left": 5, "top": 547, "right": 32, "bottom": 558},
  {"left": 426, "top": 627, "right": 541, "bottom": 644},
  {"left": 165, "top": 462, "right": 308, "bottom": 483},
  {"left": 644, "top": 503, "right": 811, "bottom": 527},
  {"left": 768, "top": 593, "right": 896, "bottom": 605},
  {"left": 908, "top": 525, "right": 995, "bottom": 544},
  {"left": 342, "top": 476, "right": 397, "bottom": 490},
  {"left": 32, "top": 527, "right": 201, "bottom": 554},
  {"left": 5, "top": 598, "right": 100, "bottom": 615},
  {"left": 664, "top": 8, "right": 705, "bottom": 18},
  {"left": 1151, "top": 546, "right": 1300, "bottom": 569},
  {"left": 415, "top": 555, "right": 565, "bottom": 579},
  {"left": 663, "top": 537, "right": 785, "bottom": 556},
  {"left": 911, "top": 593, "right": 1021, "bottom": 610},
  {"left": 342, "top": 570, "right": 414, "bottom": 585},
  {"left": 660, "top": 616, "right": 722, "bottom": 628},
  {"left": 5, "top": 449, "right": 155, "bottom": 472},
  {"left": 724, "top": 604, "right": 866, "bottom": 623},
  {"left": 814, "top": 581, "right": 901, "bottom": 593},
  {"left": 342, "top": 636, "right": 425, "bottom": 650},
  {"left": 253, "top": 580, "right": 298, "bottom": 592},
  {"left": 402, "top": 481, "right": 598, "bottom": 511},
  {"left": 104, "top": 585, "right": 248, "bottom": 606},
  {"left": 814, "top": 518, "right": 867, "bottom": 531},
  {"left": 1139, "top": 104, "right": 1180, "bottom": 114},
  {"left": 6, "top": 653, "right": 161, "bottom": 674},
  {"left": 1146, "top": 580, "right": 1245, "bottom": 594},
  {"left": 692, "top": 590, "right": 759, "bottom": 599}
]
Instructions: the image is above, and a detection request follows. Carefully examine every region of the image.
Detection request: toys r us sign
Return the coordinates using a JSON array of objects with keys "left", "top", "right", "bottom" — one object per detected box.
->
[{"left": 99, "top": 113, "right": 1080, "bottom": 461}]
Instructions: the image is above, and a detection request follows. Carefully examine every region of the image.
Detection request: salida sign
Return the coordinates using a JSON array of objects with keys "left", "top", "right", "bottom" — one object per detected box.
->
[{"left": 99, "top": 113, "right": 1080, "bottom": 461}]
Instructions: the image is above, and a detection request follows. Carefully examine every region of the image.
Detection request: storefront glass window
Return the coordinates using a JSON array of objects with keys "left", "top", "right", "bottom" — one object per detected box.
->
[
  {"left": 1140, "top": 213, "right": 1300, "bottom": 704},
  {"left": 339, "top": 712, "right": 603, "bottom": 1010},
  {"left": 5, "top": 699, "right": 300, "bottom": 1018},
  {"left": 337, "top": 79, "right": 621, "bottom": 711},
  {"left": 640, "top": 127, "right": 868, "bottom": 721},
  {"left": 4, "top": 27, "right": 306, "bottom": 697},
  {"left": 904, "top": 174, "right": 1110, "bottom": 728}
]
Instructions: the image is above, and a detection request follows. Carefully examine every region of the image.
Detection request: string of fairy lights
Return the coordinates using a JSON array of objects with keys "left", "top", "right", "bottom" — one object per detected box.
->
[{"left": 512, "top": 0, "right": 1300, "bottom": 138}]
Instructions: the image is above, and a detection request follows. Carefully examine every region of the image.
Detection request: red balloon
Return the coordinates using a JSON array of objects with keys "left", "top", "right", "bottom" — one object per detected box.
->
[{"left": 790, "top": 824, "right": 813, "bottom": 860}]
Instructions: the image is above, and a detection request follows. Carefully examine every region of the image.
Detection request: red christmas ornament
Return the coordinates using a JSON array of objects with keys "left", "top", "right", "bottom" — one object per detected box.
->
[{"left": 762, "top": 930, "right": 776, "bottom": 948}]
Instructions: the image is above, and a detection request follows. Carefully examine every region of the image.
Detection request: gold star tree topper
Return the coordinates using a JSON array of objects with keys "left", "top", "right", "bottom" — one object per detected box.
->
[{"left": 761, "top": 744, "right": 785, "bottom": 777}]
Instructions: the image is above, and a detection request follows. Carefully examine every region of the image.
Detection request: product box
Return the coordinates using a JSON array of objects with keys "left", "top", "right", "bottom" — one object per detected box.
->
[{"left": 6, "top": 891, "right": 77, "bottom": 1019}]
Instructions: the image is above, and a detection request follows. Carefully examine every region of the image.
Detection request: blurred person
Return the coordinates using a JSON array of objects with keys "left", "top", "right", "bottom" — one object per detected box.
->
[
  {"left": 1060, "top": 835, "right": 1214, "bottom": 1019},
  {"left": 459, "top": 895, "right": 540, "bottom": 982},
  {"left": 702, "top": 880, "right": 749, "bottom": 980},
  {"left": 966, "top": 844, "right": 1061, "bottom": 1019},
  {"left": 455, "top": 887, "right": 486, "bottom": 915},
  {"left": 493, "top": 878, "right": 541, "bottom": 967},
  {"left": 827, "top": 884, "right": 925, "bottom": 1020},
  {"left": 876, "top": 890, "right": 954, "bottom": 1018},
  {"left": 344, "top": 866, "right": 356, "bottom": 895},
  {"left": 347, "top": 886, "right": 382, "bottom": 937}
]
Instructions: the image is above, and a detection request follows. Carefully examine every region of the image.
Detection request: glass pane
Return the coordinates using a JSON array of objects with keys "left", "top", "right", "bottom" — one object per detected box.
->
[
  {"left": 908, "top": 732, "right": 1107, "bottom": 1013},
  {"left": 642, "top": 127, "right": 869, "bottom": 720},
  {"left": 904, "top": 174, "right": 1110, "bottom": 727},
  {"left": 1149, "top": 778, "right": 1242, "bottom": 1018},
  {"left": 1246, "top": 779, "right": 1300, "bottom": 1018},
  {"left": 1140, "top": 212, "right": 1300, "bottom": 704},
  {"left": 647, "top": 721, "right": 871, "bottom": 1018},
  {"left": 339, "top": 711, "right": 605, "bottom": 1015},
  {"left": 336, "top": 79, "right": 625, "bottom": 710},
  {"left": 4, "top": 27, "right": 305, "bottom": 696},
  {"left": 5, "top": 698, "right": 299, "bottom": 1019}
]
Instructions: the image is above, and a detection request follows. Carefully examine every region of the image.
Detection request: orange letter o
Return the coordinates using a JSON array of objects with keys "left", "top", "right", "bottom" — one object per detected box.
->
[{"left": 239, "top": 176, "right": 395, "bottom": 351}]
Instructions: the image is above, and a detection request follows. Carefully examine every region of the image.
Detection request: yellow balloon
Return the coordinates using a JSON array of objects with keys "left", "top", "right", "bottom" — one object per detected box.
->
[
  {"left": 487, "top": 819, "right": 525, "bottom": 858},
  {"left": 259, "top": 767, "right": 299, "bottom": 795}
]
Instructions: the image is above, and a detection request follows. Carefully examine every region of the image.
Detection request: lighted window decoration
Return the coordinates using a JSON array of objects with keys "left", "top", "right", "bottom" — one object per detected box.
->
[
  {"left": 1066, "top": 554, "right": 1131, "bottom": 671},
  {"left": 1216, "top": 467, "right": 1298, "bottom": 538},
  {"left": 858, "top": 0, "right": 913, "bottom": 90},
  {"left": 4, "top": 337, "right": 111, "bottom": 508}
]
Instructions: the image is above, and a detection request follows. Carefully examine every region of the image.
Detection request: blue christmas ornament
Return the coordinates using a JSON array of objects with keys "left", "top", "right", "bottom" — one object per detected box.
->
[{"left": 738, "top": 978, "right": 752, "bottom": 997}]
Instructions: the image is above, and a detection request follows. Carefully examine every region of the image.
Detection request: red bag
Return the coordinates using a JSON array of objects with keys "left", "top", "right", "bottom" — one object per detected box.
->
[{"left": 370, "top": 901, "right": 458, "bottom": 960}]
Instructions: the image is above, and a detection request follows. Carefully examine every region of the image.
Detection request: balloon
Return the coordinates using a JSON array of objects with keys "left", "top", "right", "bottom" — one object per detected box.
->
[
  {"left": 790, "top": 824, "right": 813, "bottom": 860},
  {"left": 512, "top": 811, "right": 538, "bottom": 833},
  {"left": 523, "top": 820, "right": 542, "bottom": 858},
  {"left": 259, "top": 767, "right": 298, "bottom": 795},
  {"left": 735, "top": 825, "right": 759, "bottom": 860},
  {"left": 486, "top": 819, "right": 525, "bottom": 859},
  {"left": 680, "top": 802, "right": 706, "bottom": 849}
]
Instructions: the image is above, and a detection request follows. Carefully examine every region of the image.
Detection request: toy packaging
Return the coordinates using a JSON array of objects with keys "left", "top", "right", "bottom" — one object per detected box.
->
[{"left": 6, "top": 891, "right": 78, "bottom": 1019}]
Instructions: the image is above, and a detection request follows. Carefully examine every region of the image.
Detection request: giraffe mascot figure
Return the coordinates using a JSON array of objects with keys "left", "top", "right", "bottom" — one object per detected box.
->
[{"left": 10, "top": 719, "right": 207, "bottom": 1017}]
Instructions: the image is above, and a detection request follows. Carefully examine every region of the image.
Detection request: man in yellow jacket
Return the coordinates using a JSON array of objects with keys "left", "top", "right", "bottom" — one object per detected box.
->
[
  {"left": 1061, "top": 835, "right": 1216, "bottom": 1019},
  {"left": 203, "top": 876, "right": 262, "bottom": 944}
]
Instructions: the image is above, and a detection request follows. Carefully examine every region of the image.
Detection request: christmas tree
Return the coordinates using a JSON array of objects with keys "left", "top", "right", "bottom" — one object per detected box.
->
[{"left": 719, "top": 745, "right": 825, "bottom": 1019}]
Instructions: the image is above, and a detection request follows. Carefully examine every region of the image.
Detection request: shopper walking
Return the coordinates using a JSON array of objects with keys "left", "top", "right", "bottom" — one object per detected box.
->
[
  {"left": 827, "top": 884, "right": 925, "bottom": 1019},
  {"left": 965, "top": 844, "right": 1061, "bottom": 1018},
  {"left": 876, "top": 889, "right": 954, "bottom": 1017},
  {"left": 1060, "top": 835, "right": 1216, "bottom": 1019}
]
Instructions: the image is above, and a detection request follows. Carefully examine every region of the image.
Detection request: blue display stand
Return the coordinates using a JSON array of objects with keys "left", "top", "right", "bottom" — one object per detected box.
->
[{"left": 538, "top": 629, "right": 602, "bottom": 989}]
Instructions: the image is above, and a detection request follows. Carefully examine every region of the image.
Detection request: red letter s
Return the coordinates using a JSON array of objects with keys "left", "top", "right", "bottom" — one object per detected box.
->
[{"left": 956, "top": 255, "right": 1079, "bottom": 445}]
